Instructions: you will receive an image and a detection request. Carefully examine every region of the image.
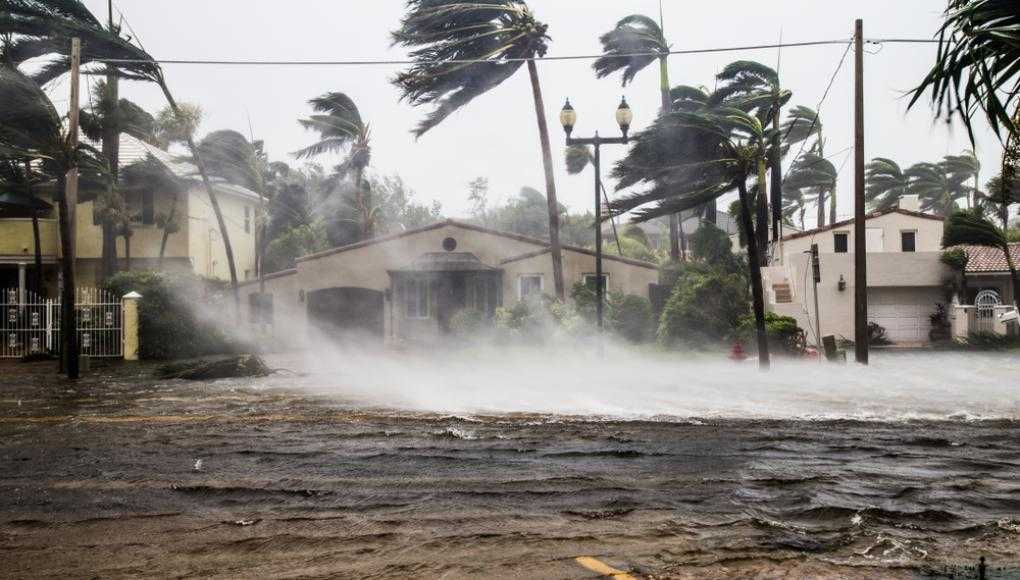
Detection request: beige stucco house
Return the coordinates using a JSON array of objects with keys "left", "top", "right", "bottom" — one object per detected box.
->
[
  {"left": 764, "top": 197, "right": 953, "bottom": 346},
  {"left": 0, "top": 133, "right": 260, "bottom": 295},
  {"left": 241, "top": 219, "right": 659, "bottom": 345}
]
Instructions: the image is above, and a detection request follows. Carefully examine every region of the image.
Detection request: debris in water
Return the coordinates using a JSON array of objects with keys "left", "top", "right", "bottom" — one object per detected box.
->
[
  {"left": 232, "top": 519, "right": 260, "bottom": 526},
  {"left": 194, "top": 459, "right": 203, "bottom": 471},
  {"left": 159, "top": 354, "right": 271, "bottom": 381}
]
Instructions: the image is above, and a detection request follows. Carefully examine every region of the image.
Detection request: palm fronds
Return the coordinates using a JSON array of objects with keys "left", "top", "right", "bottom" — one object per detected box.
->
[
  {"left": 391, "top": 0, "right": 549, "bottom": 137},
  {"left": 909, "top": 0, "right": 1020, "bottom": 142},
  {"left": 592, "top": 14, "right": 665, "bottom": 86}
]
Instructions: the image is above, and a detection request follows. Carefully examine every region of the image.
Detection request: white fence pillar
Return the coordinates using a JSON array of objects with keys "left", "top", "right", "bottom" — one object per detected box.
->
[{"left": 122, "top": 291, "right": 141, "bottom": 361}]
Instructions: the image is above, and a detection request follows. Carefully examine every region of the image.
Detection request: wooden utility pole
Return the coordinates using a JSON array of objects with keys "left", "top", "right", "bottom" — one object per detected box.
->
[
  {"left": 60, "top": 37, "right": 82, "bottom": 379},
  {"left": 853, "top": 19, "right": 869, "bottom": 365}
]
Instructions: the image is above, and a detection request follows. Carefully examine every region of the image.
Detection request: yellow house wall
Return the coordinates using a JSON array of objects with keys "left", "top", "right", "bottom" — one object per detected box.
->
[
  {"left": 187, "top": 188, "right": 258, "bottom": 282},
  {"left": 0, "top": 218, "right": 59, "bottom": 259}
]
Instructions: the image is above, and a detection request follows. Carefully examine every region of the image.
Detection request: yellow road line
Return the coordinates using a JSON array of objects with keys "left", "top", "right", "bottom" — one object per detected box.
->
[{"left": 574, "top": 556, "right": 636, "bottom": 580}]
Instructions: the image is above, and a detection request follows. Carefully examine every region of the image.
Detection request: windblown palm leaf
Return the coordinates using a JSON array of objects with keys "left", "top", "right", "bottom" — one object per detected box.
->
[
  {"left": 786, "top": 152, "right": 837, "bottom": 219},
  {"left": 865, "top": 157, "right": 909, "bottom": 211},
  {"left": 942, "top": 150, "right": 982, "bottom": 203},
  {"left": 293, "top": 92, "right": 370, "bottom": 163},
  {"left": 593, "top": 14, "right": 666, "bottom": 86},
  {"left": 781, "top": 105, "right": 822, "bottom": 148},
  {"left": 943, "top": 207, "right": 1007, "bottom": 248},
  {"left": 910, "top": 0, "right": 1020, "bottom": 142},
  {"left": 391, "top": 0, "right": 549, "bottom": 137},
  {"left": 195, "top": 130, "right": 267, "bottom": 194},
  {"left": 907, "top": 161, "right": 969, "bottom": 216}
]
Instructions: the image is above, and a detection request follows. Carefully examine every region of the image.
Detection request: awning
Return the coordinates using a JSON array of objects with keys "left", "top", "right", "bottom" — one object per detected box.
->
[{"left": 0, "top": 191, "right": 53, "bottom": 211}]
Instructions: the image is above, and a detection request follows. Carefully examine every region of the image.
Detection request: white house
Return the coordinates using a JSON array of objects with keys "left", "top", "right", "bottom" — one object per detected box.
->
[{"left": 764, "top": 197, "right": 952, "bottom": 346}]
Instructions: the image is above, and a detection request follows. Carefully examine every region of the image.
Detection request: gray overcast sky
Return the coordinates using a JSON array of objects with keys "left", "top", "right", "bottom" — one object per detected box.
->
[{"left": 76, "top": 0, "right": 1000, "bottom": 225}]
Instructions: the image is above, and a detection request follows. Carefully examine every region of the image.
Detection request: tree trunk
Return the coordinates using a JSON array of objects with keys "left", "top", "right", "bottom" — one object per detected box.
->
[
  {"left": 817, "top": 189, "right": 827, "bottom": 228},
  {"left": 755, "top": 158, "right": 769, "bottom": 265},
  {"left": 158, "top": 194, "right": 178, "bottom": 268},
  {"left": 736, "top": 178, "right": 770, "bottom": 370},
  {"left": 829, "top": 185, "right": 837, "bottom": 226},
  {"left": 354, "top": 166, "right": 370, "bottom": 240},
  {"left": 158, "top": 81, "right": 240, "bottom": 317},
  {"left": 56, "top": 173, "right": 79, "bottom": 379},
  {"left": 1004, "top": 243, "right": 1020, "bottom": 308},
  {"left": 24, "top": 160, "right": 44, "bottom": 296},
  {"left": 526, "top": 59, "right": 564, "bottom": 300},
  {"left": 658, "top": 55, "right": 684, "bottom": 261},
  {"left": 678, "top": 217, "right": 687, "bottom": 262},
  {"left": 100, "top": 71, "right": 120, "bottom": 280},
  {"left": 770, "top": 104, "right": 783, "bottom": 242}
]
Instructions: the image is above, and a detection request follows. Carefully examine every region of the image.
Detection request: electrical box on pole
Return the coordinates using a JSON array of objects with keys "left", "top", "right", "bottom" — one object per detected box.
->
[{"left": 810, "top": 244, "right": 821, "bottom": 284}]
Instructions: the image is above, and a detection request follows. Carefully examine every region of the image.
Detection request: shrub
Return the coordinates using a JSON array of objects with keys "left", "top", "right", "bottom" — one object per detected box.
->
[
  {"left": 940, "top": 248, "right": 969, "bottom": 271},
  {"left": 736, "top": 311, "right": 807, "bottom": 355},
  {"left": 868, "top": 322, "right": 892, "bottom": 346},
  {"left": 609, "top": 294, "right": 653, "bottom": 343},
  {"left": 105, "top": 271, "right": 247, "bottom": 360},
  {"left": 449, "top": 308, "right": 485, "bottom": 336},
  {"left": 929, "top": 303, "right": 952, "bottom": 342},
  {"left": 570, "top": 281, "right": 654, "bottom": 342},
  {"left": 659, "top": 267, "right": 749, "bottom": 347}
]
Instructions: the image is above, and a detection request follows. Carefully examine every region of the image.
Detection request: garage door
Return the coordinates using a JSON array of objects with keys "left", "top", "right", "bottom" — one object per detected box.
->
[{"left": 868, "top": 288, "right": 941, "bottom": 343}]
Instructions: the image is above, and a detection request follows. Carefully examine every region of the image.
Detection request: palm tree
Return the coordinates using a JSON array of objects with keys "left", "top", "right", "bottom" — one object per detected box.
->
[
  {"left": 716, "top": 61, "right": 792, "bottom": 246},
  {"left": 610, "top": 107, "right": 774, "bottom": 369},
  {"left": 79, "top": 80, "right": 158, "bottom": 278},
  {"left": 593, "top": 11, "right": 684, "bottom": 260},
  {"left": 943, "top": 208, "right": 1018, "bottom": 307},
  {"left": 985, "top": 173, "right": 1019, "bottom": 228},
  {"left": 781, "top": 106, "right": 829, "bottom": 225},
  {"left": 293, "top": 92, "right": 373, "bottom": 239},
  {"left": 865, "top": 157, "right": 909, "bottom": 211},
  {"left": 781, "top": 184, "right": 807, "bottom": 229},
  {"left": 907, "top": 162, "right": 969, "bottom": 216},
  {"left": 391, "top": 0, "right": 566, "bottom": 299},
  {"left": 2, "top": 0, "right": 243, "bottom": 313},
  {"left": 943, "top": 150, "right": 982, "bottom": 207},
  {"left": 0, "top": 65, "right": 106, "bottom": 379},
  {"left": 910, "top": 0, "right": 1020, "bottom": 142},
  {"left": 785, "top": 152, "right": 838, "bottom": 227}
]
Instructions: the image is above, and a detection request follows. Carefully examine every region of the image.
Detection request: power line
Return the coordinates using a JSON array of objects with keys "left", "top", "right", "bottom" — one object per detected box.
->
[{"left": 96, "top": 38, "right": 937, "bottom": 67}]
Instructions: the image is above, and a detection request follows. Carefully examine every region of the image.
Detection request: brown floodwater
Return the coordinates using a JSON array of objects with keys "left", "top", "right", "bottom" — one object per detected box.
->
[{"left": 1, "top": 359, "right": 1019, "bottom": 578}]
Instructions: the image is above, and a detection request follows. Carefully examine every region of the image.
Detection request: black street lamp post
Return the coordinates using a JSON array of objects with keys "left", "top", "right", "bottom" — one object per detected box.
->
[{"left": 559, "top": 97, "right": 633, "bottom": 332}]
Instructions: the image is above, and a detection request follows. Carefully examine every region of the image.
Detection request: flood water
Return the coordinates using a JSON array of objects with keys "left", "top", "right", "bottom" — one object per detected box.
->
[{"left": 2, "top": 350, "right": 1019, "bottom": 578}]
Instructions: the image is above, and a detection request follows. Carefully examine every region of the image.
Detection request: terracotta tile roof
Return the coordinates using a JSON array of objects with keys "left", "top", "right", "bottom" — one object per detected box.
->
[
  {"left": 782, "top": 208, "right": 943, "bottom": 241},
  {"left": 961, "top": 243, "right": 1020, "bottom": 273}
]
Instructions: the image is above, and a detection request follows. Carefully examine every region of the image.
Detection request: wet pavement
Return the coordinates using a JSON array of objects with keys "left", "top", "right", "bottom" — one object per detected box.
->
[{"left": 1, "top": 359, "right": 1019, "bottom": 578}]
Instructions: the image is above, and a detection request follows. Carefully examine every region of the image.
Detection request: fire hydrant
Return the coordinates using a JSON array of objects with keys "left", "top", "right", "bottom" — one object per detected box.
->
[{"left": 728, "top": 342, "right": 748, "bottom": 362}]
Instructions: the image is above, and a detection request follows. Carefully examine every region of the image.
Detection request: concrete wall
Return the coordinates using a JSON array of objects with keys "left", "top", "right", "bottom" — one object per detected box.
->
[
  {"left": 0, "top": 218, "right": 58, "bottom": 260},
  {"left": 501, "top": 250, "right": 658, "bottom": 302}
]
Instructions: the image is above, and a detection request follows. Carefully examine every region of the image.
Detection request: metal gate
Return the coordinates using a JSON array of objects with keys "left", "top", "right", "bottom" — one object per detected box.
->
[{"left": 1, "top": 287, "right": 123, "bottom": 358}]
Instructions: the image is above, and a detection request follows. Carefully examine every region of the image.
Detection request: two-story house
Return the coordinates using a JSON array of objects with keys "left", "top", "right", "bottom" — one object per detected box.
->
[
  {"left": 0, "top": 133, "right": 261, "bottom": 297},
  {"left": 764, "top": 196, "right": 951, "bottom": 346}
]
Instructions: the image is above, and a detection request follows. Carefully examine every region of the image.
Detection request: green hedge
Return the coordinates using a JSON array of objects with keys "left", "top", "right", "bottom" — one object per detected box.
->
[{"left": 105, "top": 271, "right": 248, "bottom": 360}]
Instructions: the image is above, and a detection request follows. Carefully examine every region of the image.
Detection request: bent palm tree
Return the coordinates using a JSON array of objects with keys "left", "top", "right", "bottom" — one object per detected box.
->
[
  {"left": 0, "top": 65, "right": 107, "bottom": 379},
  {"left": 610, "top": 107, "right": 773, "bottom": 369},
  {"left": 594, "top": 12, "right": 684, "bottom": 259},
  {"left": 910, "top": 0, "right": 1020, "bottom": 142},
  {"left": 985, "top": 173, "right": 1019, "bottom": 228},
  {"left": 943, "top": 209, "right": 1018, "bottom": 307},
  {"left": 391, "top": 0, "right": 566, "bottom": 299},
  {"left": 564, "top": 145, "right": 622, "bottom": 255},
  {"left": 865, "top": 157, "right": 909, "bottom": 211},
  {"left": 907, "top": 162, "right": 969, "bottom": 216},
  {"left": 3, "top": 0, "right": 243, "bottom": 313},
  {"left": 942, "top": 150, "right": 981, "bottom": 207},
  {"left": 293, "top": 92, "right": 373, "bottom": 239},
  {"left": 716, "top": 60, "right": 792, "bottom": 246},
  {"left": 781, "top": 106, "right": 829, "bottom": 225},
  {"left": 785, "top": 152, "right": 838, "bottom": 227}
]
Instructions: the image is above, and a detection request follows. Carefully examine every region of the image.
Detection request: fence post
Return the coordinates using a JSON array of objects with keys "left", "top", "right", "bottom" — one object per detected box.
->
[{"left": 122, "top": 291, "right": 141, "bottom": 361}]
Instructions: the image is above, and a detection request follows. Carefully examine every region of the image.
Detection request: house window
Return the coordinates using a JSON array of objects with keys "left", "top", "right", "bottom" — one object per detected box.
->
[
  {"left": 901, "top": 231, "right": 916, "bottom": 252},
  {"left": 584, "top": 274, "right": 609, "bottom": 293},
  {"left": 468, "top": 277, "right": 498, "bottom": 315},
  {"left": 244, "top": 206, "right": 251, "bottom": 234},
  {"left": 519, "top": 275, "right": 543, "bottom": 300},
  {"left": 404, "top": 278, "right": 430, "bottom": 319},
  {"left": 833, "top": 232, "right": 849, "bottom": 253}
]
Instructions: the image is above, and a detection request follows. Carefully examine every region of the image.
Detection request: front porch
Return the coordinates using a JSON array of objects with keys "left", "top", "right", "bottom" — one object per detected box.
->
[{"left": 388, "top": 252, "right": 503, "bottom": 342}]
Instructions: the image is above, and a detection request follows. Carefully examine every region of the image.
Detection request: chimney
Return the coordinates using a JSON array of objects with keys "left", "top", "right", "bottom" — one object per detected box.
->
[{"left": 898, "top": 194, "right": 920, "bottom": 212}]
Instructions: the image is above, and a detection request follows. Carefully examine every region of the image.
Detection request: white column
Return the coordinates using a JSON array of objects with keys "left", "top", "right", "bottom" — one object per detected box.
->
[
  {"left": 122, "top": 291, "right": 141, "bottom": 361},
  {"left": 17, "top": 262, "right": 26, "bottom": 301}
]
